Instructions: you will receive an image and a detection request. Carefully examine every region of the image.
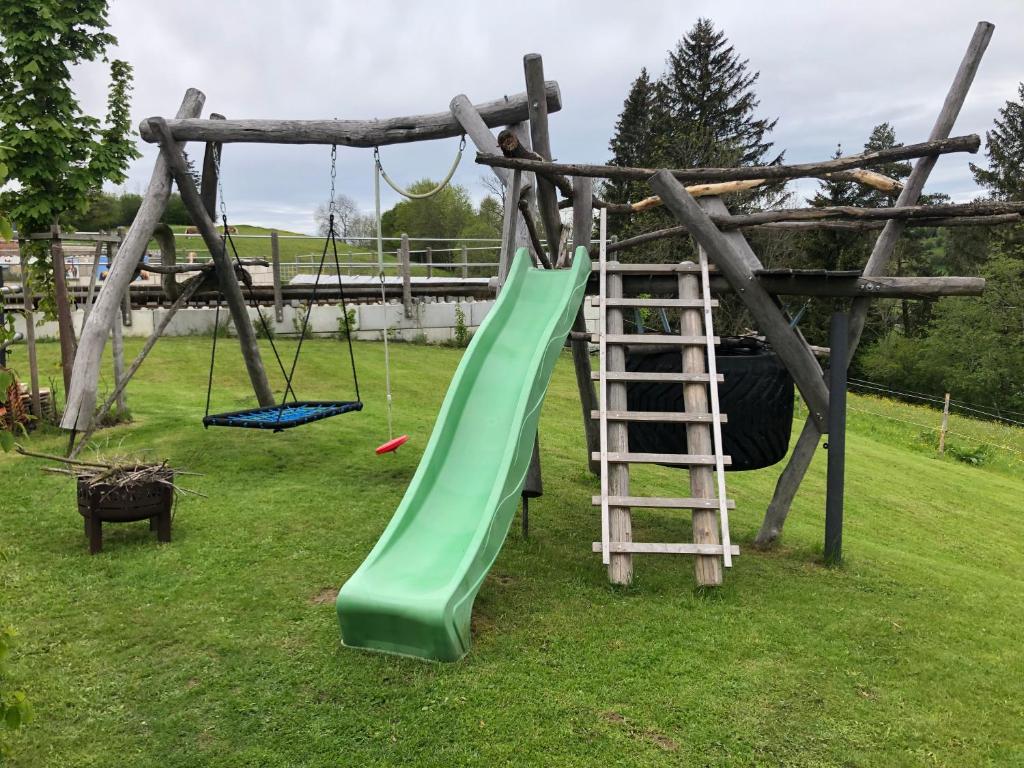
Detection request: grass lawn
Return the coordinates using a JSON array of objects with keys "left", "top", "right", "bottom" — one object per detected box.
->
[{"left": 2, "top": 338, "right": 1022, "bottom": 767}]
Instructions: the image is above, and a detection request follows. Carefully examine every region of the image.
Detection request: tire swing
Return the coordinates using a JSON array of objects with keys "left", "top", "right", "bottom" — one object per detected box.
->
[
  {"left": 625, "top": 337, "right": 794, "bottom": 471},
  {"left": 202, "top": 145, "right": 363, "bottom": 432},
  {"left": 370, "top": 136, "right": 465, "bottom": 455}
]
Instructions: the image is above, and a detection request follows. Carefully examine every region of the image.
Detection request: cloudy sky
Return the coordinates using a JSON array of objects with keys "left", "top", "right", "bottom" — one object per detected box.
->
[{"left": 73, "top": 1, "right": 1024, "bottom": 234}]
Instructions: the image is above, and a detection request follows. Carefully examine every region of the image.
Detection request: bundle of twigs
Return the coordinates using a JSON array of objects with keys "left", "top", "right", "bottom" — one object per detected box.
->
[{"left": 14, "top": 446, "right": 203, "bottom": 498}]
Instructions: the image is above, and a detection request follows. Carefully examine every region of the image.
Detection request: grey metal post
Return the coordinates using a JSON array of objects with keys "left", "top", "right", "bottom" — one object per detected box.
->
[{"left": 825, "top": 312, "right": 849, "bottom": 565}]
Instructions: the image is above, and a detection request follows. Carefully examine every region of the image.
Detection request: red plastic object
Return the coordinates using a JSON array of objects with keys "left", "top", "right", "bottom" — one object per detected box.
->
[{"left": 376, "top": 435, "right": 409, "bottom": 455}]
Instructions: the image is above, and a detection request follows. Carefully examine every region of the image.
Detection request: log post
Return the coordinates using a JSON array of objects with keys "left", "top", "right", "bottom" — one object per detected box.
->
[
  {"left": 147, "top": 116, "right": 274, "bottom": 407},
  {"left": 939, "top": 393, "right": 951, "bottom": 454},
  {"left": 570, "top": 176, "right": 600, "bottom": 475},
  {"left": 498, "top": 171, "right": 523, "bottom": 283},
  {"left": 115, "top": 230, "right": 132, "bottom": 327},
  {"left": 824, "top": 312, "right": 849, "bottom": 566},
  {"left": 200, "top": 113, "right": 226, "bottom": 219},
  {"left": 460, "top": 244, "right": 468, "bottom": 279},
  {"left": 755, "top": 20, "right": 995, "bottom": 547},
  {"left": 400, "top": 234, "right": 413, "bottom": 318},
  {"left": 680, "top": 265, "right": 722, "bottom": 586},
  {"left": 606, "top": 260, "right": 632, "bottom": 584},
  {"left": 61, "top": 88, "right": 205, "bottom": 432},
  {"left": 271, "top": 229, "right": 283, "bottom": 323},
  {"left": 49, "top": 224, "right": 76, "bottom": 394},
  {"left": 110, "top": 313, "right": 128, "bottom": 419},
  {"left": 650, "top": 175, "right": 830, "bottom": 429},
  {"left": 425, "top": 247, "right": 433, "bottom": 279},
  {"left": 152, "top": 224, "right": 179, "bottom": 301},
  {"left": 18, "top": 246, "right": 42, "bottom": 419},
  {"left": 80, "top": 239, "right": 104, "bottom": 332},
  {"left": 523, "top": 54, "right": 561, "bottom": 263}
]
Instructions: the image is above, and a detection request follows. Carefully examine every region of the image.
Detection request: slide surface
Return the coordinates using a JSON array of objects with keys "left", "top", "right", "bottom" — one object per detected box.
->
[{"left": 337, "top": 248, "right": 591, "bottom": 661}]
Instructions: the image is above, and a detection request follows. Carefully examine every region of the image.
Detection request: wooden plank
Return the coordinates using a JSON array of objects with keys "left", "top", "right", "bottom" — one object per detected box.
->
[
  {"left": 699, "top": 245, "right": 733, "bottom": 567},
  {"left": 590, "top": 410, "right": 727, "bottom": 423},
  {"left": 597, "top": 207, "right": 611, "bottom": 566},
  {"left": 62, "top": 88, "right": 205, "bottom": 432},
  {"left": 110, "top": 313, "right": 127, "bottom": 417},
  {"left": 652, "top": 177, "right": 830, "bottom": 429},
  {"left": 18, "top": 247, "right": 42, "bottom": 419},
  {"left": 591, "top": 371, "right": 723, "bottom": 383},
  {"left": 591, "top": 297, "right": 716, "bottom": 308},
  {"left": 477, "top": 134, "right": 980, "bottom": 183},
  {"left": 142, "top": 83, "right": 563, "bottom": 146},
  {"left": 592, "top": 542, "right": 741, "bottom": 556},
  {"left": 598, "top": 334, "right": 718, "bottom": 345},
  {"left": 594, "top": 495, "right": 736, "bottom": 510},
  {"left": 605, "top": 262, "right": 707, "bottom": 274},
  {"left": 594, "top": 452, "right": 732, "bottom": 466}
]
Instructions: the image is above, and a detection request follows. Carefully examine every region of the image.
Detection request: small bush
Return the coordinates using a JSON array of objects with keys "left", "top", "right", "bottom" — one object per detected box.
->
[
  {"left": 454, "top": 305, "right": 470, "bottom": 348},
  {"left": 337, "top": 308, "right": 357, "bottom": 340},
  {"left": 944, "top": 441, "right": 992, "bottom": 466},
  {"left": 291, "top": 304, "right": 314, "bottom": 340}
]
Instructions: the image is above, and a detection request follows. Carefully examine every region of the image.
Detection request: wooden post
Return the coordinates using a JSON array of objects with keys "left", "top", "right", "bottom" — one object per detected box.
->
[
  {"left": 114, "top": 230, "right": 132, "bottom": 327},
  {"left": 80, "top": 239, "right": 104, "bottom": 332},
  {"left": 679, "top": 266, "right": 723, "bottom": 586},
  {"left": 570, "top": 176, "right": 600, "bottom": 475},
  {"left": 18, "top": 246, "right": 42, "bottom": 420},
  {"left": 425, "top": 247, "right": 433, "bottom": 279},
  {"left": 200, "top": 113, "right": 226, "bottom": 219},
  {"left": 62, "top": 88, "right": 205, "bottom": 432},
  {"left": 939, "top": 392, "right": 951, "bottom": 454},
  {"left": 48, "top": 224, "right": 76, "bottom": 394},
  {"left": 523, "top": 54, "right": 562, "bottom": 263},
  {"left": 498, "top": 171, "right": 523, "bottom": 283},
  {"left": 400, "top": 234, "right": 413, "bottom": 318},
  {"left": 110, "top": 314, "right": 127, "bottom": 418},
  {"left": 148, "top": 116, "right": 274, "bottom": 407},
  {"left": 755, "top": 21, "right": 994, "bottom": 548},
  {"left": 460, "top": 244, "right": 468, "bottom": 279},
  {"left": 606, "top": 258, "right": 632, "bottom": 584},
  {"left": 271, "top": 229, "right": 283, "bottom": 323}
]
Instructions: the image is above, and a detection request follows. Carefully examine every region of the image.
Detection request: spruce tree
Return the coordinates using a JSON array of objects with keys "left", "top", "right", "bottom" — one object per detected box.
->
[
  {"left": 604, "top": 68, "right": 656, "bottom": 210},
  {"left": 971, "top": 83, "right": 1024, "bottom": 201}
]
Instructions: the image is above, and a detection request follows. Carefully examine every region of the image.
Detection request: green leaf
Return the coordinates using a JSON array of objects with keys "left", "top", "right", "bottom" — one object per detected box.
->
[
  {"left": 4, "top": 703, "right": 21, "bottom": 730},
  {"left": 0, "top": 430, "right": 14, "bottom": 453},
  {"left": 0, "top": 216, "right": 12, "bottom": 242},
  {"left": 0, "top": 370, "right": 12, "bottom": 391}
]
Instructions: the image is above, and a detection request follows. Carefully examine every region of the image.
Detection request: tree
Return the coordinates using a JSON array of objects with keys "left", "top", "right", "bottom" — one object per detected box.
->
[
  {"left": 381, "top": 181, "right": 476, "bottom": 258},
  {"left": 971, "top": 83, "right": 1024, "bottom": 201},
  {"left": 603, "top": 20, "right": 782, "bottom": 260},
  {"left": 0, "top": 0, "right": 139, "bottom": 348},
  {"left": 313, "top": 193, "right": 360, "bottom": 239}
]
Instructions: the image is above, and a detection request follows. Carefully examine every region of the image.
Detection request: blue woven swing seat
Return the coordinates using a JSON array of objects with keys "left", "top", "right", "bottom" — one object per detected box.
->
[{"left": 203, "top": 401, "right": 363, "bottom": 432}]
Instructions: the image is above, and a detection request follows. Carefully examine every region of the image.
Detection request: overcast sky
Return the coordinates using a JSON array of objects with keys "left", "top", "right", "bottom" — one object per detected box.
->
[{"left": 72, "top": 1, "right": 1024, "bottom": 234}]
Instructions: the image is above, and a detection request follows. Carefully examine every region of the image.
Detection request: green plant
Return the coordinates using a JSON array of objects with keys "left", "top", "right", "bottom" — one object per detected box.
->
[
  {"left": 0, "top": 625, "right": 33, "bottom": 758},
  {"left": 945, "top": 441, "right": 993, "bottom": 466},
  {"left": 290, "top": 304, "right": 314, "bottom": 340},
  {"left": 337, "top": 307, "right": 357, "bottom": 340},
  {"left": 0, "top": 368, "right": 27, "bottom": 453},
  {"left": 254, "top": 309, "right": 275, "bottom": 340},
  {"left": 453, "top": 305, "right": 470, "bottom": 347}
]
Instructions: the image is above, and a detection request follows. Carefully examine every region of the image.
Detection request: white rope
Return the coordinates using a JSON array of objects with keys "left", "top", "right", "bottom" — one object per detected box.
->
[
  {"left": 374, "top": 136, "right": 465, "bottom": 200},
  {"left": 375, "top": 158, "right": 394, "bottom": 440}
]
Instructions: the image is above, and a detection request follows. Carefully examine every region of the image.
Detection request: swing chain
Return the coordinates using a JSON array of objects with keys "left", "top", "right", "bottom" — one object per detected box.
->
[{"left": 329, "top": 144, "right": 338, "bottom": 223}]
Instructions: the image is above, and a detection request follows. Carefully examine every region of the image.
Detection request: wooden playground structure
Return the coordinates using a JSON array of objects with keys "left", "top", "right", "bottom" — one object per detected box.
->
[{"left": 56, "top": 20, "right": 1022, "bottom": 587}]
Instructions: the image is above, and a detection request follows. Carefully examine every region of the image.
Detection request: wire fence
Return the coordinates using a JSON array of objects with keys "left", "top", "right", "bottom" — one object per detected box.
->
[{"left": 848, "top": 377, "right": 1024, "bottom": 428}]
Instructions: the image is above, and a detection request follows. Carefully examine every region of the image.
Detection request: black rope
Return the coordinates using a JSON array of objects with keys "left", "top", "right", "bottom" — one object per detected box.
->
[
  {"left": 332, "top": 217, "right": 361, "bottom": 403},
  {"left": 204, "top": 300, "right": 221, "bottom": 421}
]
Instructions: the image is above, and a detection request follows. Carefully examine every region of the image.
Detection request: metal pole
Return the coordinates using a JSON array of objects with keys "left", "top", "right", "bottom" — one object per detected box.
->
[{"left": 825, "top": 312, "right": 849, "bottom": 565}]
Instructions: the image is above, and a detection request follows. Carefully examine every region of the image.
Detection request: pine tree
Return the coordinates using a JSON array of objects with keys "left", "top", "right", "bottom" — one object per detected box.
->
[
  {"left": 656, "top": 18, "right": 779, "bottom": 169},
  {"left": 604, "top": 68, "right": 656, "bottom": 208},
  {"left": 971, "top": 82, "right": 1024, "bottom": 201}
]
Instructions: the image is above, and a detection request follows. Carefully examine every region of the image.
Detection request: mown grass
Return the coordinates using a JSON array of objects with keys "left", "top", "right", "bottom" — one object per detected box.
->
[{"left": 1, "top": 338, "right": 1022, "bottom": 767}]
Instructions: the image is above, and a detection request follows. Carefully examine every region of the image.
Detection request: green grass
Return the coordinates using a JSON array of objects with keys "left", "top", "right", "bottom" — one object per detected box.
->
[{"left": 2, "top": 338, "right": 1022, "bottom": 767}]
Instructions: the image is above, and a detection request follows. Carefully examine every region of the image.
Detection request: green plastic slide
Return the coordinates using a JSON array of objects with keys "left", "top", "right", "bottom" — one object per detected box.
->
[{"left": 337, "top": 247, "right": 591, "bottom": 661}]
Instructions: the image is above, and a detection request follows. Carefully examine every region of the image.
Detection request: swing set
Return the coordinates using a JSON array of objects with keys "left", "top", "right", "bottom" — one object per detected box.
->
[{"left": 200, "top": 137, "right": 465, "bottom": 450}]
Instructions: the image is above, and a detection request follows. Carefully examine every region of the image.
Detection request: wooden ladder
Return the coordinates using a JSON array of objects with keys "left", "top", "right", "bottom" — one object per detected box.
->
[{"left": 591, "top": 210, "right": 737, "bottom": 586}]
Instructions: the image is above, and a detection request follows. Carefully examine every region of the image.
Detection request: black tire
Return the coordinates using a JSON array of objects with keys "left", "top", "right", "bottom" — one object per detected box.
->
[{"left": 624, "top": 337, "right": 793, "bottom": 471}]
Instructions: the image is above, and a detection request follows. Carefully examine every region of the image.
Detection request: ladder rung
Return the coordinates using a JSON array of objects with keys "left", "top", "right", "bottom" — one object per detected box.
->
[
  {"left": 603, "top": 262, "right": 717, "bottom": 274},
  {"left": 591, "top": 297, "right": 718, "bottom": 309},
  {"left": 591, "top": 371, "right": 724, "bottom": 384},
  {"left": 594, "top": 334, "right": 718, "bottom": 345},
  {"left": 591, "top": 542, "right": 740, "bottom": 556},
  {"left": 591, "top": 410, "right": 728, "bottom": 423},
  {"left": 593, "top": 495, "right": 736, "bottom": 510},
  {"left": 592, "top": 452, "right": 732, "bottom": 466}
]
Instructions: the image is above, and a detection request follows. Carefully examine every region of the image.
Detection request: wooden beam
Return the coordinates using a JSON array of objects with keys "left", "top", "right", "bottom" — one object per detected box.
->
[
  {"left": 48, "top": 225, "right": 76, "bottom": 394},
  {"left": 523, "top": 54, "right": 562, "bottom": 264},
  {"left": 148, "top": 117, "right": 274, "bottom": 407},
  {"left": 756, "top": 20, "right": 996, "bottom": 549},
  {"left": 62, "top": 88, "right": 205, "bottom": 432},
  {"left": 569, "top": 176, "right": 600, "bottom": 475},
  {"left": 199, "top": 113, "right": 226, "bottom": 218},
  {"left": 141, "top": 83, "right": 562, "bottom": 146},
  {"left": 651, "top": 172, "right": 830, "bottom": 430},
  {"left": 477, "top": 134, "right": 980, "bottom": 182},
  {"left": 271, "top": 229, "right": 284, "bottom": 322}
]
